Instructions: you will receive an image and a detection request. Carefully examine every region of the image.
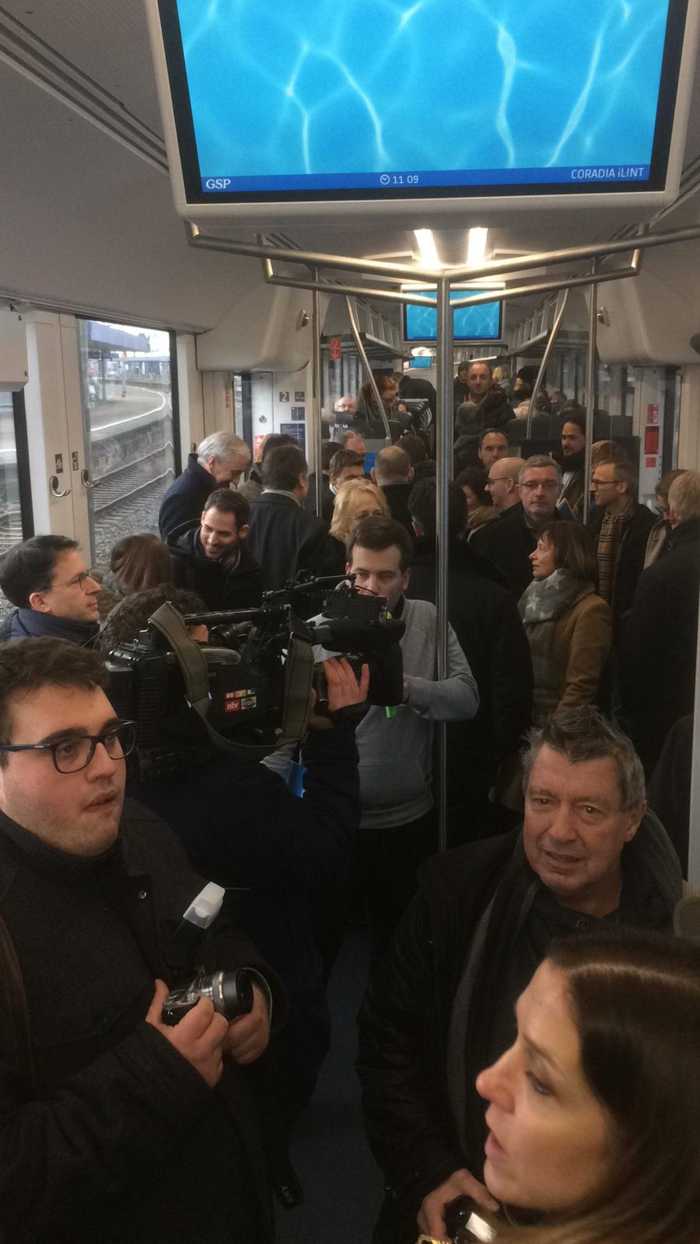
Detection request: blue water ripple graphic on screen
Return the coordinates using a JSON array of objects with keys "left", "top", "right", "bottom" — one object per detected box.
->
[{"left": 175, "top": 0, "right": 671, "bottom": 190}]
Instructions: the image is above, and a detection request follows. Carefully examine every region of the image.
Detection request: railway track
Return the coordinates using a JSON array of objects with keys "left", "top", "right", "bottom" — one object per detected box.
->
[
  {"left": 0, "top": 508, "right": 24, "bottom": 554},
  {"left": 92, "top": 442, "right": 174, "bottom": 515}
]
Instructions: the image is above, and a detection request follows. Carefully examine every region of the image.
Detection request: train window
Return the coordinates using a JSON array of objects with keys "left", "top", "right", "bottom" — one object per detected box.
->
[
  {"left": 76, "top": 320, "right": 180, "bottom": 565},
  {"left": 0, "top": 390, "right": 33, "bottom": 556}
]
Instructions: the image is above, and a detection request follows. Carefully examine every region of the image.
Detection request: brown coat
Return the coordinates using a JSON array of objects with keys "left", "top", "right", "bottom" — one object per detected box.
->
[{"left": 524, "top": 588, "right": 612, "bottom": 725}]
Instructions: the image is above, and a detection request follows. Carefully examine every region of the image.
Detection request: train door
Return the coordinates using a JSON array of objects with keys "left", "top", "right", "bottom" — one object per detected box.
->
[
  {"left": 0, "top": 390, "right": 32, "bottom": 554},
  {"left": 71, "top": 319, "right": 180, "bottom": 566}
]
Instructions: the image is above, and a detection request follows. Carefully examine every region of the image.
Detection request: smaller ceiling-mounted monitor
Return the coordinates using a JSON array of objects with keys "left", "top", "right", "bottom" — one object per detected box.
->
[
  {"left": 147, "top": 0, "right": 697, "bottom": 220},
  {"left": 403, "top": 290, "right": 503, "bottom": 344}
]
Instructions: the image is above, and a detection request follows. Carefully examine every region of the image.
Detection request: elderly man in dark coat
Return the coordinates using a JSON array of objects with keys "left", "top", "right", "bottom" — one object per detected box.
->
[
  {"left": 470, "top": 456, "right": 570, "bottom": 599},
  {"left": 158, "top": 431, "right": 251, "bottom": 540},
  {"left": 358, "top": 707, "right": 681, "bottom": 1244}
]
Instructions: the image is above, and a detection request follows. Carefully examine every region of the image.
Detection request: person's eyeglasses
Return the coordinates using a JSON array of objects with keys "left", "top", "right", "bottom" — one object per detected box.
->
[
  {"left": 0, "top": 721, "right": 136, "bottom": 774},
  {"left": 58, "top": 571, "right": 97, "bottom": 592},
  {"left": 591, "top": 477, "right": 617, "bottom": 488},
  {"left": 520, "top": 479, "right": 559, "bottom": 491}
]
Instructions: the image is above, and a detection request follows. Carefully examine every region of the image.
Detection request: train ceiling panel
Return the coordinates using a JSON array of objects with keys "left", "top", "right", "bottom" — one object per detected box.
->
[
  {"left": 0, "top": 0, "right": 165, "bottom": 134},
  {"left": 1, "top": 0, "right": 700, "bottom": 339}
]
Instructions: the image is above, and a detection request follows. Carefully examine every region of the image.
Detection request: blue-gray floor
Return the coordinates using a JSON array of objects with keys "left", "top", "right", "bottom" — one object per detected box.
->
[{"left": 276, "top": 927, "right": 384, "bottom": 1244}]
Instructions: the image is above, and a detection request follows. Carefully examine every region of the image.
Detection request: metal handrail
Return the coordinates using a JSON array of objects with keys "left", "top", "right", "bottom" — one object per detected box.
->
[
  {"left": 344, "top": 296, "right": 391, "bottom": 442},
  {"left": 526, "top": 289, "right": 570, "bottom": 436},
  {"left": 188, "top": 220, "right": 700, "bottom": 285}
]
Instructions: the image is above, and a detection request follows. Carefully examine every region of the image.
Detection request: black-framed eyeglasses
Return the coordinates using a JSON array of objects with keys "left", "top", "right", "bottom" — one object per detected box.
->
[{"left": 0, "top": 720, "right": 137, "bottom": 774}]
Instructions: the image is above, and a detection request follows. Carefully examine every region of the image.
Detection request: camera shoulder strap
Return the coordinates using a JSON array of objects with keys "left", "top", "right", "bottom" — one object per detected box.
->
[{"left": 148, "top": 602, "right": 312, "bottom": 761}]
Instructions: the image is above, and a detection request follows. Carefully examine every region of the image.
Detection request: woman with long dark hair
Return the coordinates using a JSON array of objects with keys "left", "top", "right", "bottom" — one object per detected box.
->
[{"left": 473, "top": 930, "right": 700, "bottom": 1244}]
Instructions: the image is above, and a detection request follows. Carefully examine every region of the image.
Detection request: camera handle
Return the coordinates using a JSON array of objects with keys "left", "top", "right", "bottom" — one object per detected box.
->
[{"left": 147, "top": 602, "right": 313, "bottom": 761}]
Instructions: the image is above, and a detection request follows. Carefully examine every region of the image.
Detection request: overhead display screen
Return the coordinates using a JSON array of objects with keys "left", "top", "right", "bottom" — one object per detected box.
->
[
  {"left": 152, "top": 0, "right": 691, "bottom": 211},
  {"left": 404, "top": 290, "right": 503, "bottom": 343}
]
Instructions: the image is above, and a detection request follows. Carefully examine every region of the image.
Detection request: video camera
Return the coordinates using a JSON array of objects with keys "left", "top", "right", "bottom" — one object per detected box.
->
[{"left": 106, "top": 573, "right": 405, "bottom": 777}]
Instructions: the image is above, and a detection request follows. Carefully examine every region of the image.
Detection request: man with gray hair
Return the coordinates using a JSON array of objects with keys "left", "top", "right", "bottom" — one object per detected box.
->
[
  {"left": 159, "top": 432, "right": 252, "bottom": 540},
  {"left": 470, "top": 454, "right": 565, "bottom": 598},
  {"left": 621, "top": 468, "right": 700, "bottom": 773},
  {"left": 358, "top": 705, "right": 681, "bottom": 1244}
]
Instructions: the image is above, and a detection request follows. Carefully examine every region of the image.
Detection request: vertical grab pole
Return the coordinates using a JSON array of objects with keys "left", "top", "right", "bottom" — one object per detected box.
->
[
  {"left": 582, "top": 263, "right": 598, "bottom": 525},
  {"left": 311, "top": 270, "right": 323, "bottom": 517},
  {"left": 527, "top": 288, "right": 569, "bottom": 437},
  {"left": 435, "top": 275, "right": 452, "bottom": 852},
  {"left": 344, "top": 296, "right": 392, "bottom": 442},
  {"left": 689, "top": 585, "right": 700, "bottom": 890}
]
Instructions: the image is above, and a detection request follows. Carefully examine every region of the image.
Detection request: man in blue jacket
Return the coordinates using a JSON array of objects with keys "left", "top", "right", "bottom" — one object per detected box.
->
[{"left": 0, "top": 534, "right": 100, "bottom": 645}]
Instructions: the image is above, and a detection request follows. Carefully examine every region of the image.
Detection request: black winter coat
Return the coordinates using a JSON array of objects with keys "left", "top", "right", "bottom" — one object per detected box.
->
[
  {"left": 382, "top": 481, "right": 416, "bottom": 541},
  {"left": 620, "top": 518, "right": 700, "bottom": 770},
  {"left": 588, "top": 501, "right": 656, "bottom": 635},
  {"left": 0, "top": 801, "right": 285, "bottom": 1244},
  {"left": 130, "top": 721, "right": 360, "bottom": 1110},
  {"left": 455, "top": 387, "right": 513, "bottom": 439},
  {"left": 407, "top": 541, "right": 532, "bottom": 817},
  {"left": 169, "top": 527, "right": 263, "bottom": 611},
  {"left": 247, "top": 492, "right": 330, "bottom": 592},
  {"left": 131, "top": 723, "right": 359, "bottom": 996},
  {"left": 469, "top": 503, "right": 543, "bottom": 600},
  {"left": 158, "top": 453, "right": 218, "bottom": 540},
  {"left": 357, "top": 817, "right": 680, "bottom": 1244}
]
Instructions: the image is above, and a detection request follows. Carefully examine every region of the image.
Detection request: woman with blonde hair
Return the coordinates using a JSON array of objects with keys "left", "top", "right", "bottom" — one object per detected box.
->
[{"left": 324, "top": 478, "right": 389, "bottom": 573}]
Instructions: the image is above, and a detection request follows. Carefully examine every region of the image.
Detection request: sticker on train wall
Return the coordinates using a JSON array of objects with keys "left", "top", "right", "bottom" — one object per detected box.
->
[
  {"left": 645, "top": 456, "right": 658, "bottom": 469},
  {"left": 224, "top": 689, "right": 257, "bottom": 714},
  {"left": 278, "top": 390, "right": 290, "bottom": 403},
  {"left": 644, "top": 426, "right": 660, "bottom": 454},
  {"left": 294, "top": 390, "right": 305, "bottom": 402},
  {"left": 647, "top": 404, "right": 659, "bottom": 425}
]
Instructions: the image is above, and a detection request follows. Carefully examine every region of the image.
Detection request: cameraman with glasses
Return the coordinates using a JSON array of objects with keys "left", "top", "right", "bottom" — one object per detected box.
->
[{"left": 0, "top": 637, "right": 286, "bottom": 1244}]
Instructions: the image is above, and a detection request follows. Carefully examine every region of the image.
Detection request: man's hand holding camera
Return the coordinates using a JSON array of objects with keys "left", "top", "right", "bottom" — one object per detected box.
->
[
  {"left": 147, "top": 980, "right": 228, "bottom": 1088},
  {"left": 221, "top": 982, "right": 270, "bottom": 1064},
  {"left": 308, "top": 657, "right": 370, "bottom": 730},
  {"left": 146, "top": 979, "right": 271, "bottom": 1086}
]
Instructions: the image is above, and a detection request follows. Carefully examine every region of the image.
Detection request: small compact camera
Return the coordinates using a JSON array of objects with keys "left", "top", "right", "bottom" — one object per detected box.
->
[
  {"left": 444, "top": 1197, "right": 495, "bottom": 1243},
  {"left": 161, "top": 968, "right": 254, "bottom": 1026}
]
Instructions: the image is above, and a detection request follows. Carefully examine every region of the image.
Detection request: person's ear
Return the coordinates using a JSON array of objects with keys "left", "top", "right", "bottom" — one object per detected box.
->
[
  {"left": 408, "top": 466, "right": 415, "bottom": 482},
  {"left": 28, "top": 590, "right": 51, "bottom": 614},
  {"left": 623, "top": 801, "right": 646, "bottom": 843},
  {"left": 370, "top": 467, "right": 377, "bottom": 484},
  {"left": 238, "top": 523, "right": 249, "bottom": 540},
  {"left": 401, "top": 568, "right": 411, "bottom": 594}
]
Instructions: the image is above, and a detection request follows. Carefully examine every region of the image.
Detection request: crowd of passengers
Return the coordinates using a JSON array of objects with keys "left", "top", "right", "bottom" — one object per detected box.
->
[{"left": 0, "top": 360, "right": 696, "bottom": 1244}]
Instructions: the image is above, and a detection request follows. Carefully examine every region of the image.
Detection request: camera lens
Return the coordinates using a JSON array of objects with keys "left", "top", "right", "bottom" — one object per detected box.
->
[{"left": 218, "top": 968, "right": 254, "bottom": 1021}]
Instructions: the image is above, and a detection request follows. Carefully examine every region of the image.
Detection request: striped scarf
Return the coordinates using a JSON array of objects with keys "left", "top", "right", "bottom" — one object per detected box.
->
[{"left": 597, "top": 506, "right": 630, "bottom": 604}]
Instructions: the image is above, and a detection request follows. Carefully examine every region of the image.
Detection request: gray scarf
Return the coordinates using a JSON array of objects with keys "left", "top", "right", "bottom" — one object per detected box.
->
[
  {"left": 519, "top": 568, "right": 591, "bottom": 624},
  {"left": 519, "top": 570, "right": 593, "bottom": 725}
]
